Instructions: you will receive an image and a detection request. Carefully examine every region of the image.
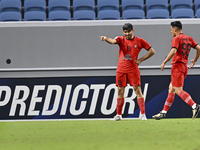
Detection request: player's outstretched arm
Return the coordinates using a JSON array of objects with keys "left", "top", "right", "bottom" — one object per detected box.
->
[
  {"left": 161, "top": 48, "right": 177, "bottom": 71},
  {"left": 135, "top": 47, "right": 156, "bottom": 65},
  {"left": 189, "top": 45, "right": 200, "bottom": 69},
  {"left": 99, "top": 36, "right": 117, "bottom": 44}
]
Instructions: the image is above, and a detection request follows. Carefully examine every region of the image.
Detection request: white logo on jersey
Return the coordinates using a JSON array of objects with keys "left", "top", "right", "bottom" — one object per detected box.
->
[{"left": 123, "top": 54, "right": 133, "bottom": 60}]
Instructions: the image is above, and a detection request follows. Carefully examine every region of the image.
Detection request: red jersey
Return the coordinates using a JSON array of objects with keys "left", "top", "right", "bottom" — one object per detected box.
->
[
  {"left": 115, "top": 36, "right": 151, "bottom": 73},
  {"left": 171, "top": 33, "right": 198, "bottom": 64}
]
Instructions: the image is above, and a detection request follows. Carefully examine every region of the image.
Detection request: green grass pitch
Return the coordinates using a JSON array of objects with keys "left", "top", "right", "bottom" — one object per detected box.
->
[{"left": 0, "top": 118, "right": 200, "bottom": 150}]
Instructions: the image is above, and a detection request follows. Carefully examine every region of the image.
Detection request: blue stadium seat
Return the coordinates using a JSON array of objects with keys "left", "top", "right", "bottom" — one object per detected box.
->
[
  {"left": 49, "top": 11, "right": 71, "bottom": 21},
  {"left": 24, "top": 0, "right": 46, "bottom": 12},
  {"left": 48, "top": 0, "right": 71, "bottom": 21},
  {"left": 73, "top": 10, "right": 95, "bottom": 20},
  {"left": 0, "top": 0, "right": 21, "bottom": 12},
  {"left": 121, "top": 0, "right": 144, "bottom": 12},
  {"left": 147, "top": 9, "right": 169, "bottom": 19},
  {"left": 24, "top": 0, "right": 46, "bottom": 21},
  {"left": 171, "top": 0, "right": 193, "bottom": 11},
  {"left": 122, "top": 9, "right": 145, "bottom": 19},
  {"left": 0, "top": 12, "right": 21, "bottom": 21},
  {"left": 195, "top": 0, "right": 200, "bottom": 15},
  {"left": 196, "top": 8, "right": 200, "bottom": 17},
  {"left": 171, "top": 8, "right": 194, "bottom": 18},
  {"left": 98, "top": 10, "right": 120, "bottom": 20},
  {"left": 0, "top": 0, "right": 21, "bottom": 21},
  {"left": 97, "top": 0, "right": 119, "bottom": 12},
  {"left": 73, "top": 0, "right": 95, "bottom": 13},
  {"left": 49, "top": 0, "right": 70, "bottom": 12},
  {"left": 146, "top": 0, "right": 168, "bottom": 12},
  {"left": 24, "top": 11, "right": 46, "bottom": 21}
]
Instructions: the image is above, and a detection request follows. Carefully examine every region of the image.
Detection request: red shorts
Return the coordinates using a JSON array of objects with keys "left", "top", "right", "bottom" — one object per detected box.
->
[
  {"left": 171, "top": 63, "right": 188, "bottom": 87},
  {"left": 116, "top": 71, "right": 141, "bottom": 87}
]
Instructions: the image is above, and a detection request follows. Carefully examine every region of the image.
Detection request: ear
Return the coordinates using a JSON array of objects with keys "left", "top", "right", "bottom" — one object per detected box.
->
[{"left": 174, "top": 27, "right": 178, "bottom": 33}]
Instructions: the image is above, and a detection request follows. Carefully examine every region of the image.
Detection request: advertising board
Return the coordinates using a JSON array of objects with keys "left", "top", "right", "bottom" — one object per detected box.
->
[{"left": 0, "top": 75, "right": 199, "bottom": 120}]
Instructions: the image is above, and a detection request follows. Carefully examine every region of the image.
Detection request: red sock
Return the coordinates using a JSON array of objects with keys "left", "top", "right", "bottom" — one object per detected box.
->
[
  {"left": 137, "top": 98, "right": 145, "bottom": 115},
  {"left": 117, "top": 98, "right": 124, "bottom": 115},
  {"left": 163, "top": 93, "right": 175, "bottom": 112},
  {"left": 179, "top": 90, "right": 195, "bottom": 107}
]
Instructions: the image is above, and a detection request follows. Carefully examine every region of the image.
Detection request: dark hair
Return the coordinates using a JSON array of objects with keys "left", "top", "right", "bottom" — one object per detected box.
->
[
  {"left": 171, "top": 21, "right": 182, "bottom": 30},
  {"left": 123, "top": 23, "right": 133, "bottom": 31}
]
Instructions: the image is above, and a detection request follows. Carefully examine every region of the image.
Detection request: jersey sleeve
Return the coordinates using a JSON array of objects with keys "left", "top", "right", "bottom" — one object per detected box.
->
[
  {"left": 115, "top": 36, "right": 122, "bottom": 46},
  {"left": 171, "top": 37, "right": 179, "bottom": 49},
  {"left": 141, "top": 38, "right": 151, "bottom": 51},
  {"left": 190, "top": 37, "right": 198, "bottom": 48}
]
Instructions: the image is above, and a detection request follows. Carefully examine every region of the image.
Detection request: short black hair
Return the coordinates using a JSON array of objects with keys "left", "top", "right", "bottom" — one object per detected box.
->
[
  {"left": 123, "top": 23, "right": 133, "bottom": 31},
  {"left": 171, "top": 21, "right": 182, "bottom": 30}
]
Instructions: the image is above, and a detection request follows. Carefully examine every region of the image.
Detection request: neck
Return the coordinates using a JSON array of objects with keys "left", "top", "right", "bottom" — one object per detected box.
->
[
  {"left": 176, "top": 31, "right": 183, "bottom": 36},
  {"left": 130, "top": 35, "right": 134, "bottom": 39}
]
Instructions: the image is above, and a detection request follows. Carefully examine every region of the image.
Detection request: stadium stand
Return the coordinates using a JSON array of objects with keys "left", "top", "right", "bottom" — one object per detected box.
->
[
  {"left": 0, "top": 0, "right": 22, "bottom": 21},
  {"left": 48, "top": 0, "right": 71, "bottom": 21},
  {"left": 0, "top": 0, "right": 200, "bottom": 21}
]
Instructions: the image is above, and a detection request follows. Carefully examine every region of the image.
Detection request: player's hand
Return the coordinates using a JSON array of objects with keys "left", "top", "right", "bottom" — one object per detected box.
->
[
  {"left": 99, "top": 36, "right": 106, "bottom": 41},
  {"left": 189, "top": 59, "right": 196, "bottom": 69},
  {"left": 161, "top": 62, "right": 165, "bottom": 71},
  {"left": 135, "top": 59, "right": 142, "bottom": 66}
]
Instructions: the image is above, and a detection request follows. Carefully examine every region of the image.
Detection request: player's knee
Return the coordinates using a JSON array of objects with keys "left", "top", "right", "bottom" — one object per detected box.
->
[
  {"left": 133, "top": 86, "right": 142, "bottom": 97},
  {"left": 175, "top": 89, "right": 182, "bottom": 95},
  {"left": 118, "top": 87, "right": 125, "bottom": 97},
  {"left": 168, "top": 84, "right": 176, "bottom": 93},
  {"left": 174, "top": 87, "right": 182, "bottom": 95}
]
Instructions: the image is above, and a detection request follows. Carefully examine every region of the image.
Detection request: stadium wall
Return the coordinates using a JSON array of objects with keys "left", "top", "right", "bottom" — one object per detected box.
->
[
  {"left": 0, "top": 19, "right": 200, "bottom": 120},
  {"left": 0, "top": 19, "right": 200, "bottom": 78}
]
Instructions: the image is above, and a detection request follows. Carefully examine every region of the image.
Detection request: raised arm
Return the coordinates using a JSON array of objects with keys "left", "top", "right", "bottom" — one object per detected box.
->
[
  {"left": 189, "top": 45, "right": 200, "bottom": 69},
  {"left": 99, "top": 36, "right": 117, "bottom": 44}
]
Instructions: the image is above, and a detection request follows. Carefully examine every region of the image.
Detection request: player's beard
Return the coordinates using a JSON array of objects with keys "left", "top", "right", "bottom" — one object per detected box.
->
[{"left": 126, "top": 34, "right": 132, "bottom": 40}]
